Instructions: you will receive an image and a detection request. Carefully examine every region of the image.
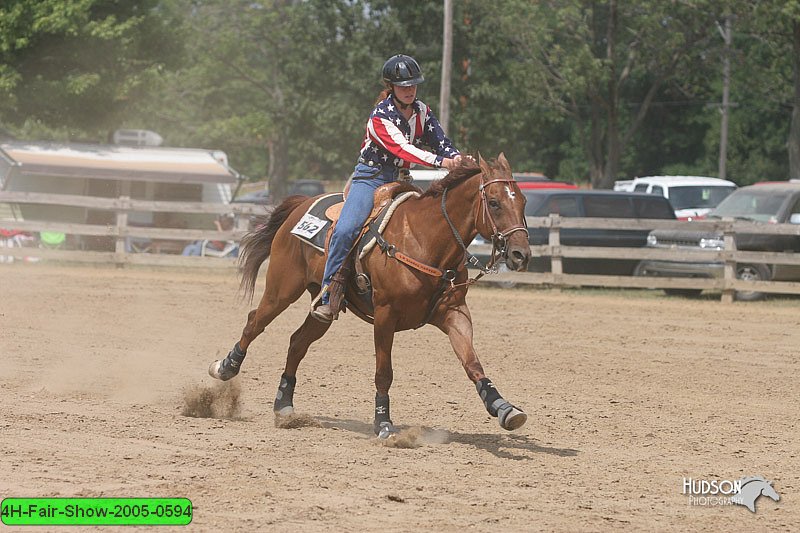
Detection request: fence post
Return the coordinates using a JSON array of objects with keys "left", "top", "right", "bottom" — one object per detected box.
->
[
  {"left": 549, "top": 213, "right": 562, "bottom": 290},
  {"left": 115, "top": 195, "right": 129, "bottom": 268},
  {"left": 721, "top": 217, "right": 736, "bottom": 303}
]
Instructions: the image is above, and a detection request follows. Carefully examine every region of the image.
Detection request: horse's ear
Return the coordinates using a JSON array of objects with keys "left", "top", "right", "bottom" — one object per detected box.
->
[
  {"left": 478, "top": 152, "right": 492, "bottom": 176},
  {"left": 498, "top": 152, "right": 511, "bottom": 171}
]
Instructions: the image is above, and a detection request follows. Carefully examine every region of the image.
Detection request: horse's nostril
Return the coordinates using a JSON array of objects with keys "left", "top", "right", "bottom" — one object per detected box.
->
[{"left": 508, "top": 249, "right": 529, "bottom": 271}]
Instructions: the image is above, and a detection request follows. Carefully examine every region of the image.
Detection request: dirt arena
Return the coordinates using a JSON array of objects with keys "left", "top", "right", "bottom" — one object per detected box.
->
[{"left": 1, "top": 263, "right": 798, "bottom": 531}]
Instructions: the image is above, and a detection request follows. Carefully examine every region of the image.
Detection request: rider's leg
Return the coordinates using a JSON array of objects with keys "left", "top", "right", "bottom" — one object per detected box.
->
[{"left": 313, "top": 178, "right": 382, "bottom": 321}]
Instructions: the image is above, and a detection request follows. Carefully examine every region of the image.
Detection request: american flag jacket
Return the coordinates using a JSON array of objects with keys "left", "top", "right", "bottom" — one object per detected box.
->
[{"left": 358, "top": 96, "right": 459, "bottom": 171}]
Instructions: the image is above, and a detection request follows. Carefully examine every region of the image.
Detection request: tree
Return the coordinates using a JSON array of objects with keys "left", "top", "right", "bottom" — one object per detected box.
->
[
  {"left": 482, "top": 0, "right": 731, "bottom": 188},
  {"left": 0, "top": 0, "right": 181, "bottom": 139},
  {"left": 140, "top": 0, "right": 414, "bottom": 199}
]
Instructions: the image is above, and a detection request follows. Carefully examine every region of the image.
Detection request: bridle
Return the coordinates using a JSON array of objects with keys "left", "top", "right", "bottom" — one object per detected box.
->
[
  {"left": 441, "top": 168, "right": 528, "bottom": 277},
  {"left": 365, "top": 166, "right": 528, "bottom": 327}
]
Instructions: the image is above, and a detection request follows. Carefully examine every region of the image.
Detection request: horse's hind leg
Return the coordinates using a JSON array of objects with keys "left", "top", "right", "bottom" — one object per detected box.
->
[
  {"left": 209, "top": 262, "right": 308, "bottom": 381},
  {"left": 273, "top": 313, "right": 331, "bottom": 416},
  {"left": 431, "top": 301, "right": 527, "bottom": 431}
]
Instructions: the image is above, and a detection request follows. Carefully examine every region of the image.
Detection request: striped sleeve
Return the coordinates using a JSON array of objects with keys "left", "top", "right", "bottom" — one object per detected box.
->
[
  {"left": 421, "top": 109, "right": 459, "bottom": 159},
  {"left": 367, "top": 116, "right": 442, "bottom": 167}
]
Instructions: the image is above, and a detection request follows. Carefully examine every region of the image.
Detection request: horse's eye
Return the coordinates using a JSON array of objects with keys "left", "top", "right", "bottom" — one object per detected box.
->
[{"left": 488, "top": 198, "right": 501, "bottom": 209}]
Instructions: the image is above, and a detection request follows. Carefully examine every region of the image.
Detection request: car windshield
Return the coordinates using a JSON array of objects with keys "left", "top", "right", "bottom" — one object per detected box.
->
[
  {"left": 709, "top": 189, "right": 789, "bottom": 222},
  {"left": 523, "top": 192, "right": 550, "bottom": 216},
  {"left": 668, "top": 186, "right": 735, "bottom": 210}
]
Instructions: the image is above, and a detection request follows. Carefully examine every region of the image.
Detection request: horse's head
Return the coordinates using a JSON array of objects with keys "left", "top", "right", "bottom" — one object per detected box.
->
[
  {"left": 761, "top": 481, "right": 780, "bottom": 502},
  {"left": 475, "top": 153, "right": 531, "bottom": 271}
]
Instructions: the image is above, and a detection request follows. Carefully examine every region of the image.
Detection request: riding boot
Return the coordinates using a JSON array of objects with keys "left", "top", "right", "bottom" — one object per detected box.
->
[{"left": 311, "top": 265, "right": 351, "bottom": 323}]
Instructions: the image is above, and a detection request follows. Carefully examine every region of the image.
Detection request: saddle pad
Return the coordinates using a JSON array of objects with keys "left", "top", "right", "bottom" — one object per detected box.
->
[
  {"left": 289, "top": 193, "right": 344, "bottom": 251},
  {"left": 356, "top": 191, "right": 419, "bottom": 259}
]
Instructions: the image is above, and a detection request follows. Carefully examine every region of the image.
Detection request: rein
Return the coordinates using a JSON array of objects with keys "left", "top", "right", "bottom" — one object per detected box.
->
[
  {"left": 370, "top": 169, "right": 527, "bottom": 290},
  {"left": 441, "top": 175, "right": 527, "bottom": 288}
]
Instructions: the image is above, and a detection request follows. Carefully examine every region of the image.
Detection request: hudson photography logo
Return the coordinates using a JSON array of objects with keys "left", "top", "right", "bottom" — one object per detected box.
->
[{"left": 682, "top": 476, "right": 780, "bottom": 512}]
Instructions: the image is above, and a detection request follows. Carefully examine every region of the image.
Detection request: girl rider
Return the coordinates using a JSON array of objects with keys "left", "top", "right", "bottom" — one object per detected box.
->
[{"left": 312, "top": 54, "right": 464, "bottom": 322}]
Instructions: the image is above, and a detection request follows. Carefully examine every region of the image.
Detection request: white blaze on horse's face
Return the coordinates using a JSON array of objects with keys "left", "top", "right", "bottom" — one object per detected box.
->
[{"left": 504, "top": 185, "right": 515, "bottom": 200}]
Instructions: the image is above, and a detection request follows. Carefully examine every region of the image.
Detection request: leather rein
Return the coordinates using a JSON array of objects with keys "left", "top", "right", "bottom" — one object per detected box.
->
[{"left": 370, "top": 170, "right": 527, "bottom": 289}]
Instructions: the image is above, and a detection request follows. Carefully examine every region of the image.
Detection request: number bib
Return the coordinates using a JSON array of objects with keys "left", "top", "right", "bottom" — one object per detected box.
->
[{"left": 290, "top": 213, "right": 326, "bottom": 240}]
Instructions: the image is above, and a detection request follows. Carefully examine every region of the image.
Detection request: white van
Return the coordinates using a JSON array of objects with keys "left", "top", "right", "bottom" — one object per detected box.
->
[{"left": 613, "top": 175, "right": 737, "bottom": 219}]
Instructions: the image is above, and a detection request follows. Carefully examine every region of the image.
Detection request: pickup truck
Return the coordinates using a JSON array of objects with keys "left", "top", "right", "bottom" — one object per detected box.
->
[
  {"left": 636, "top": 183, "right": 800, "bottom": 300},
  {"left": 613, "top": 175, "right": 736, "bottom": 220}
]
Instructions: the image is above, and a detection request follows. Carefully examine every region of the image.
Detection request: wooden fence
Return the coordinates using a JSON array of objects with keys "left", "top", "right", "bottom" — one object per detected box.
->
[
  {"left": 470, "top": 214, "right": 800, "bottom": 302},
  {"left": 2, "top": 191, "right": 800, "bottom": 302},
  {"left": 0, "top": 190, "right": 270, "bottom": 268}
]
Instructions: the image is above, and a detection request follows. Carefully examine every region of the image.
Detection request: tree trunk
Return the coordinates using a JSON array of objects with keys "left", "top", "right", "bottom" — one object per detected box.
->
[
  {"left": 602, "top": 0, "right": 620, "bottom": 189},
  {"left": 790, "top": 21, "right": 800, "bottom": 182},
  {"left": 589, "top": 104, "right": 605, "bottom": 187},
  {"left": 267, "top": 134, "right": 289, "bottom": 203}
]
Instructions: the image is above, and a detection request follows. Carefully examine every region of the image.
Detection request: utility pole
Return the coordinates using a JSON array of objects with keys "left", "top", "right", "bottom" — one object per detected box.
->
[
  {"left": 439, "top": 0, "right": 453, "bottom": 133},
  {"left": 718, "top": 15, "right": 732, "bottom": 180}
]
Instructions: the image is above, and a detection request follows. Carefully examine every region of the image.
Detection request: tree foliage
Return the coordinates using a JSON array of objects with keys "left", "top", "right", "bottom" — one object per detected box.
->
[
  {"left": 2, "top": 0, "right": 798, "bottom": 190},
  {"left": 0, "top": 0, "right": 181, "bottom": 138}
]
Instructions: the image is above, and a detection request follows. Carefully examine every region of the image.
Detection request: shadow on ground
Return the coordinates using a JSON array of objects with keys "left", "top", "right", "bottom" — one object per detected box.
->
[{"left": 314, "top": 415, "right": 579, "bottom": 460}]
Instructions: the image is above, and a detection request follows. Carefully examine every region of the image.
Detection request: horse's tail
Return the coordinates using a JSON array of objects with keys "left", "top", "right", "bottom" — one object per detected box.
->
[{"left": 238, "top": 195, "right": 308, "bottom": 300}]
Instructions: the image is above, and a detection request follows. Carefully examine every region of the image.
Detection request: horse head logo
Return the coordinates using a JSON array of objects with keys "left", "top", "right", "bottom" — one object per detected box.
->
[{"left": 730, "top": 476, "right": 780, "bottom": 513}]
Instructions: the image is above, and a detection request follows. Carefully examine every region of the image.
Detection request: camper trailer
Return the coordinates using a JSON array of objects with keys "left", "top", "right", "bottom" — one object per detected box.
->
[{"left": 0, "top": 141, "right": 240, "bottom": 250}]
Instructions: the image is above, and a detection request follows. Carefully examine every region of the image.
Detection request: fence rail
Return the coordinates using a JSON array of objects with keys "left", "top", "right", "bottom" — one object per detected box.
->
[
  {"left": 2, "top": 191, "right": 800, "bottom": 301},
  {"left": 0, "top": 190, "right": 272, "bottom": 268},
  {"left": 471, "top": 214, "right": 800, "bottom": 302}
]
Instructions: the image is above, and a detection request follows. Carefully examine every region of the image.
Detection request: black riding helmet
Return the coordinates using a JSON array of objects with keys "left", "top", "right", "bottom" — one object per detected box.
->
[{"left": 382, "top": 54, "right": 424, "bottom": 87}]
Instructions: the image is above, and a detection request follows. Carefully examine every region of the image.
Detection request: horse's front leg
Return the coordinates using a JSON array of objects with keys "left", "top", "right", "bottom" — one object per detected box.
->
[
  {"left": 431, "top": 302, "right": 527, "bottom": 431},
  {"left": 373, "top": 306, "right": 399, "bottom": 439}
]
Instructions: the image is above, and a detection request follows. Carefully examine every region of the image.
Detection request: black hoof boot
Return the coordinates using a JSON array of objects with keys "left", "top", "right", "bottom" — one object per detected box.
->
[
  {"left": 373, "top": 392, "right": 397, "bottom": 439},
  {"left": 476, "top": 377, "right": 527, "bottom": 431},
  {"left": 273, "top": 374, "right": 297, "bottom": 416},
  {"left": 208, "top": 343, "right": 246, "bottom": 381}
]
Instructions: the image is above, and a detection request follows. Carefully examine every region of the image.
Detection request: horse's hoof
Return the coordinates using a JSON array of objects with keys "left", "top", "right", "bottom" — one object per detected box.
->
[
  {"left": 274, "top": 405, "right": 294, "bottom": 417},
  {"left": 208, "top": 359, "right": 239, "bottom": 381},
  {"left": 498, "top": 403, "right": 527, "bottom": 431},
  {"left": 376, "top": 421, "right": 398, "bottom": 440}
]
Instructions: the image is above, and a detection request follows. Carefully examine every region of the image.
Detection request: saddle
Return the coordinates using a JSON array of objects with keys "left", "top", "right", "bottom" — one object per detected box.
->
[{"left": 324, "top": 181, "right": 416, "bottom": 226}]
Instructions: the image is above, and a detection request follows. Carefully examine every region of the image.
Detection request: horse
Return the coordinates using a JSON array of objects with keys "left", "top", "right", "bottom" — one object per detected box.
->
[
  {"left": 730, "top": 476, "right": 780, "bottom": 512},
  {"left": 209, "top": 154, "right": 532, "bottom": 438}
]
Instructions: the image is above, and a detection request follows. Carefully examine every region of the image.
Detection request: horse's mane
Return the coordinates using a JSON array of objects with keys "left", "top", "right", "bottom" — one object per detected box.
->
[{"left": 420, "top": 160, "right": 482, "bottom": 198}]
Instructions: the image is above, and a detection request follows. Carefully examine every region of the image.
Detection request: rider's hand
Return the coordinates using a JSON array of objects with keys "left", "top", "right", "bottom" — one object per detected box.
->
[{"left": 442, "top": 155, "right": 462, "bottom": 170}]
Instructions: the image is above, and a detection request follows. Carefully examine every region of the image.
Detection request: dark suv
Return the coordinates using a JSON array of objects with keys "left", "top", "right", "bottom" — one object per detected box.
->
[
  {"left": 637, "top": 183, "right": 800, "bottom": 300},
  {"left": 469, "top": 189, "right": 676, "bottom": 276}
]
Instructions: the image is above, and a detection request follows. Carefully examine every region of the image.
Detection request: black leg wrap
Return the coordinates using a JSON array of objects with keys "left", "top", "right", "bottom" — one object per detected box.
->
[
  {"left": 373, "top": 393, "right": 395, "bottom": 437},
  {"left": 273, "top": 373, "right": 296, "bottom": 415},
  {"left": 476, "top": 377, "right": 504, "bottom": 417},
  {"left": 211, "top": 342, "right": 246, "bottom": 381},
  {"left": 227, "top": 342, "right": 246, "bottom": 368}
]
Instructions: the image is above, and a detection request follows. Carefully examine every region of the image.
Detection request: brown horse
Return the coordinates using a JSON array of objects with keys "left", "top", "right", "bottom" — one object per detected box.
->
[{"left": 209, "top": 154, "right": 531, "bottom": 438}]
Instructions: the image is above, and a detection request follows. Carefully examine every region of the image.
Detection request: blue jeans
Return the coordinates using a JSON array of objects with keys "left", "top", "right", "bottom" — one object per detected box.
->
[
  {"left": 182, "top": 241, "right": 203, "bottom": 256},
  {"left": 321, "top": 163, "right": 397, "bottom": 303}
]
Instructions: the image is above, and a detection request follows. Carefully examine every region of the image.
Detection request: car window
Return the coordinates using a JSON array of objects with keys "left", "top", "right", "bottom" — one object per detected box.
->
[
  {"left": 789, "top": 197, "right": 800, "bottom": 220},
  {"left": 651, "top": 185, "right": 664, "bottom": 196},
  {"left": 633, "top": 184, "right": 649, "bottom": 192},
  {"left": 633, "top": 197, "right": 675, "bottom": 219},
  {"left": 291, "top": 182, "right": 324, "bottom": 196},
  {"left": 711, "top": 189, "right": 790, "bottom": 222},
  {"left": 523, "top": 192, "right": 549, "bottom": 216},
  {"left": 541, "top": 197, "right": 579, "bottom": 217},
  {"left": 583, "top": 196, "right": 635, "bottom": 218},
  {"left": 669, "top": 186, "right": 735, "bottom": 210}
]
